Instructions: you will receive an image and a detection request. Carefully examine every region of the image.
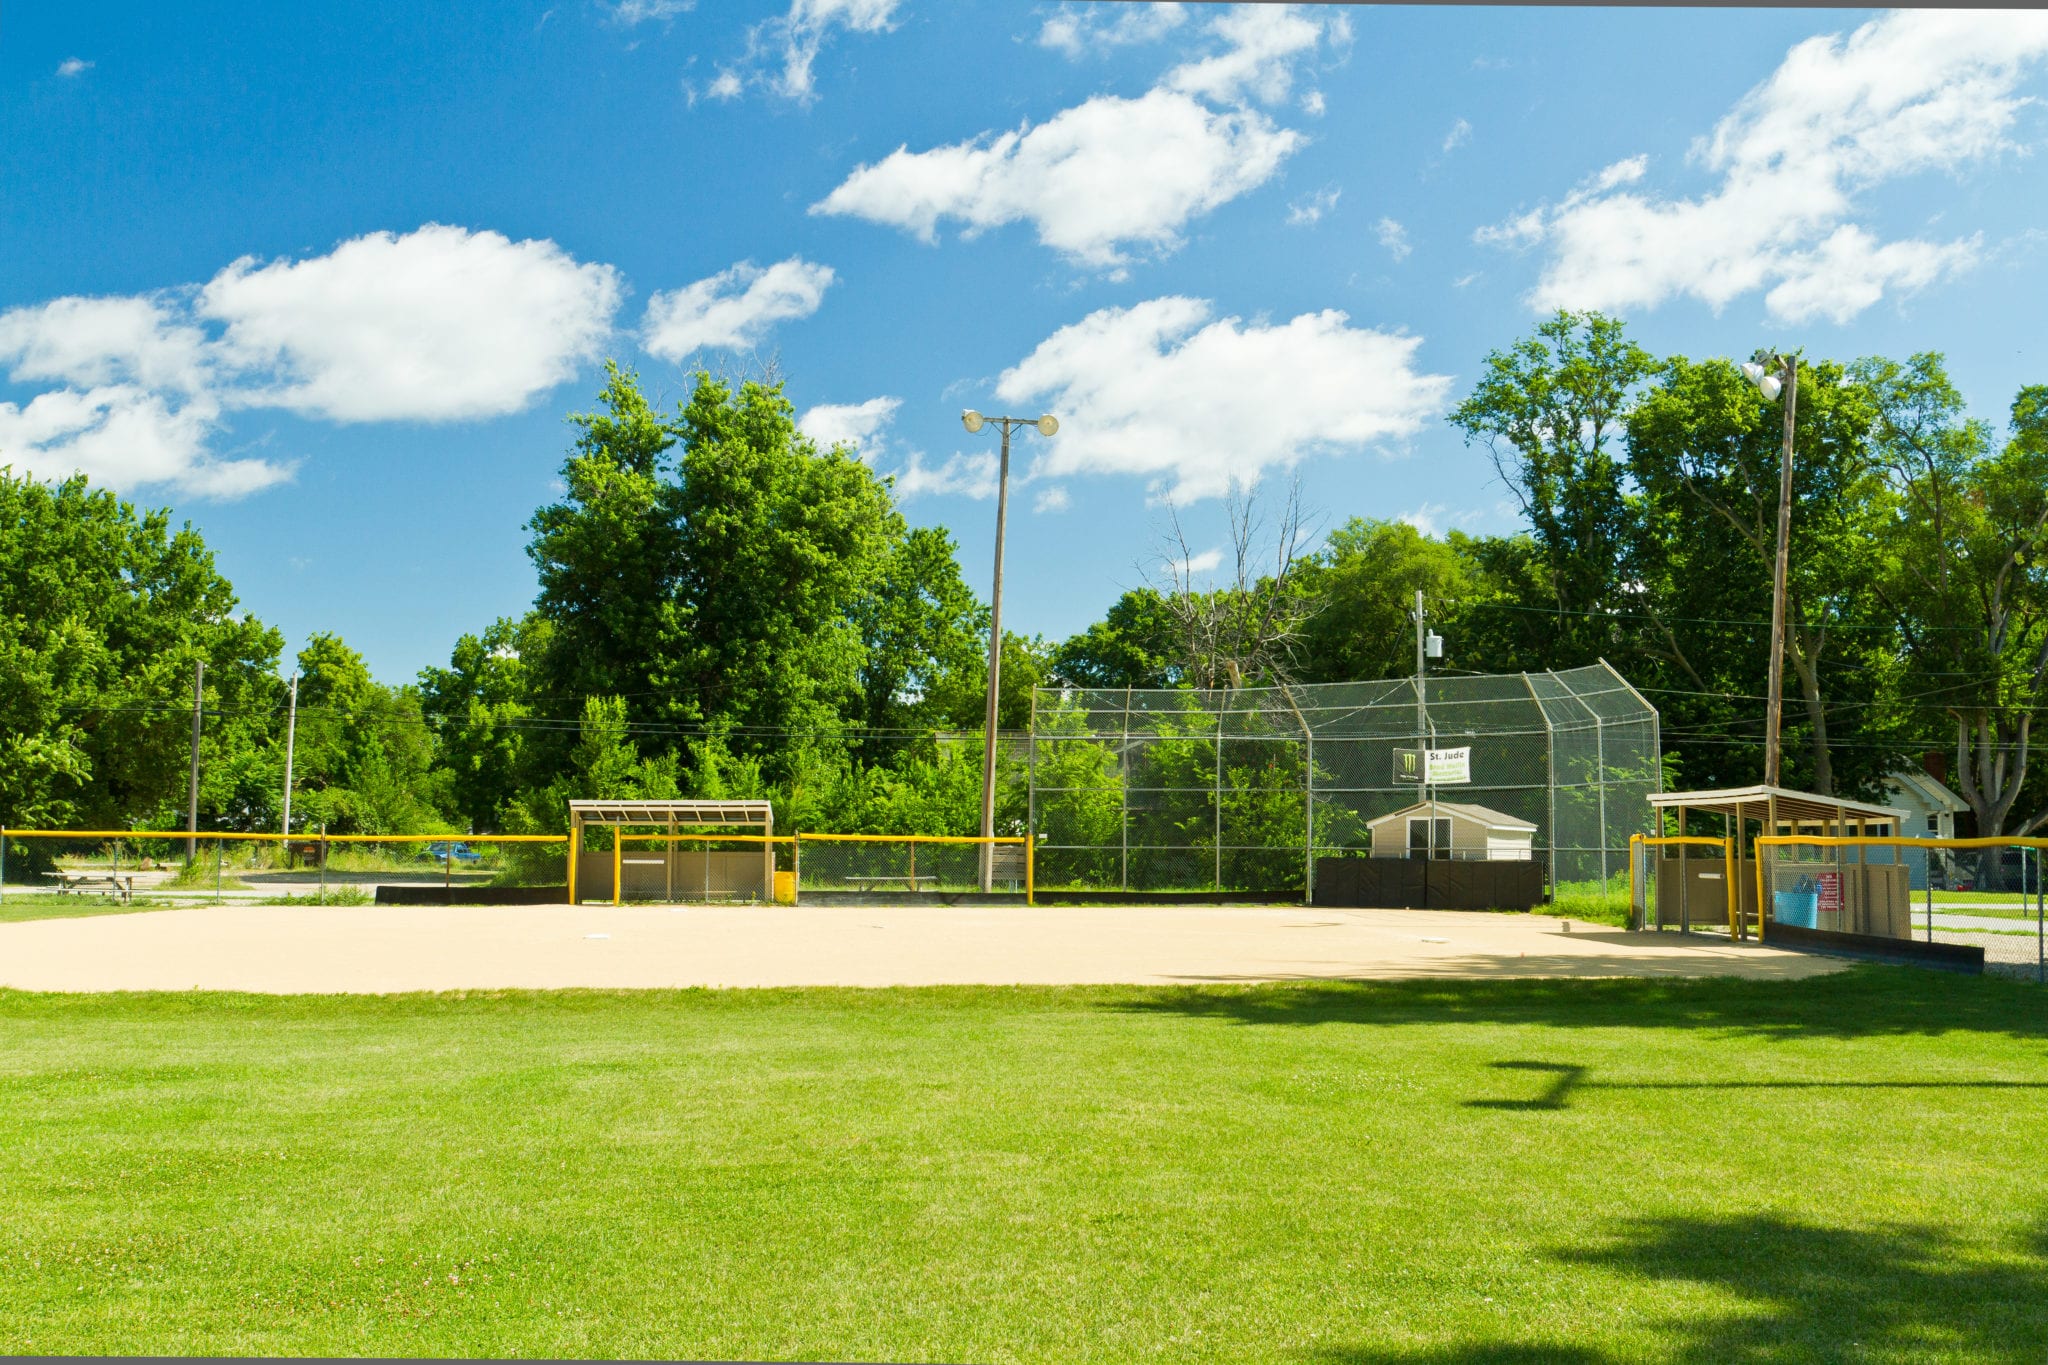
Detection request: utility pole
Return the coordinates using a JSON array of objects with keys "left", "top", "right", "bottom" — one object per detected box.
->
[
  {"left": 960, "top": 409, "right": 1058, "bottom": 892},
  {"left": 1413, "top": 590, "right": 1428, "bottom": 807},
  {"left": 1757, "top": 354, "right": 1798, "bottom": 789},
  {"left": 280, "top": 672, "right": 299, "bottom": 843},
  {"left": 185, "top": 660, "right": 204, "bottom": 862}
]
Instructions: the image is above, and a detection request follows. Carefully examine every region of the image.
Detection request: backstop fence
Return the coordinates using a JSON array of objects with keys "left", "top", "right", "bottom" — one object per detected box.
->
[{"left": 1027, "top": 661, "right": 1660, "bottom": 896}]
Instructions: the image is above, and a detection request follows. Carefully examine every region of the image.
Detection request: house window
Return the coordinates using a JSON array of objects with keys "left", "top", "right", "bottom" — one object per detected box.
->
[{"left": 1927, "top": 814, "right": 1939, "bottom": 833}]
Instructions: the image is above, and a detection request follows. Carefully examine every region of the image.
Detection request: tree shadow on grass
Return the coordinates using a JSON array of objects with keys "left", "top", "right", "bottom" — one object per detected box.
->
[
  {"left": 1306, "top": 1212, "right": 2048, "bottom": 1363},
  {"left": 1099, "top": 969, "right": 2048, "bottom": 1042}
]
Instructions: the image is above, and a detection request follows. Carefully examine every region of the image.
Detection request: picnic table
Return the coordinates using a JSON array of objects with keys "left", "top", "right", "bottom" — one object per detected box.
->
[{"left": 42, "top": 871, "right": 135, "bottom": 905}]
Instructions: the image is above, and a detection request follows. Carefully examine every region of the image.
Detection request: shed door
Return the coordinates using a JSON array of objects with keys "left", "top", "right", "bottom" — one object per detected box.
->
[{"left": 1407, "top": 817, "right": 1453, "bottom": 860}]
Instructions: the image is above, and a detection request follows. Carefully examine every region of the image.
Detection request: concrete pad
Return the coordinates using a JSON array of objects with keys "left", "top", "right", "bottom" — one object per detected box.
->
[{"left": 0, "top": 903, "right": 1843, "bottom": 994}]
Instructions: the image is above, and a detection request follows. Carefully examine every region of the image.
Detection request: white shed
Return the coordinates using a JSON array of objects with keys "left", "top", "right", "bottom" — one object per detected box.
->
[{"left": 1367, "top": 801, "right": 1537, "bottom": 862}]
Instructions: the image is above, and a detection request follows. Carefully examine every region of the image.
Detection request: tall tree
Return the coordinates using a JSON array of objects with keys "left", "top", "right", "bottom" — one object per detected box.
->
[
  {"left": 1447, "top": 311, "right": 1657, "bottom": 665},
  {"left": 0, "top": 470, "right": 283, "bottom": 833},
  {"left": 1864, "top": 355, "right": 2048, "bottom": 856},
  {"left": 1295, "top": 519, "right": 1478, "bottom": 683},
  {"left": 1627, "top": 356, "right": 1903, "bottom": 796}
]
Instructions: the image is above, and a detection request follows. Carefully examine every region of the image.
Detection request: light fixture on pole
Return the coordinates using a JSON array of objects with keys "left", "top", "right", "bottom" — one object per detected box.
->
[
  {"left": 1742, "top": 349, "right": 1798, "bottom": 788},
  {"left": 960, "top": 409, "right": 1058, "bottom": 891}
]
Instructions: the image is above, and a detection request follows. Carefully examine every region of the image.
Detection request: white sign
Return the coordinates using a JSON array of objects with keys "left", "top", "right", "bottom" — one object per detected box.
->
[
  {"left": 1396, "top": 746, "right": 1472, "bottom": 784},
  {"left": 1426, "top": 746, "right": 1471, "bottom": 784}
]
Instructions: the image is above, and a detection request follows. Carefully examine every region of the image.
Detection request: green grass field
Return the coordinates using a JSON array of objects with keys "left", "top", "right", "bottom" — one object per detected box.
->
[{"left": 2, "top": 970, "right": 2044, "bottom": 1362}]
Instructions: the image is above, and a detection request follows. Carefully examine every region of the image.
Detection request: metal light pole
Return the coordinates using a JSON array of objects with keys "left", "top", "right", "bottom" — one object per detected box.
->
[
  {"left": 1742, "top": 352, "right": 1798, "bottom": 788},
  {"left": 280, "top": 672, "right": 299, "bottom": 844},
  {"left": 185, "top": 660, "right": 204, "bottom": 862},
  {"left": 961, "top": 409, "right": 1058, "bottom": 891}
]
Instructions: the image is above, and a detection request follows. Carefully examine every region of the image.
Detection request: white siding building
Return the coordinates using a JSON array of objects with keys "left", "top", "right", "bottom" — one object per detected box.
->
[{"left": 1366, "top": 801, "right": 1537, "bottom": 862}]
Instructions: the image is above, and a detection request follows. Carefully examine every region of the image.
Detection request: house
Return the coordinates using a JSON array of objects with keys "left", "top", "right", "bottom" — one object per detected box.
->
[
  {"left": 1884, "top": 769, "right": 1967, "bottom": 840},
  {"left": 1366, "top": 800, "right": 1537, "bottom": 862},
  {"left": 1883, "top": 768, "right": 1969, "bottom": 890}
]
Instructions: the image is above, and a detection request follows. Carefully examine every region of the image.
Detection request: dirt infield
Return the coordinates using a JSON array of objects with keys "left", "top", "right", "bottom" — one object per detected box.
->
[{"left": 0, "top": 902, "right": 1841, "bottom": 993}]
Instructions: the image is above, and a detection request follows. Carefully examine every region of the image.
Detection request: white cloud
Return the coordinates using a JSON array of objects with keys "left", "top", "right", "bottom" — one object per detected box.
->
[
  {"left": 887, "top": 450, "right": 998, "bottom": 501},
  {"left": 0, "top": 224, "right": 624, "bottom": 497},
  {"left": 699, "top": 0, "right": 900, "bottom": 103},
  {"left": 56, "top": 58, "right": 92, "bottom": 78},
  {"left": 609, "top": 0, "right": 692, "bottom": 23},
  {"left": 1164, "top": 4, "right": 1339, "bottom": 108},
  {"left": 994, "top": 296, "right": 1453, "bottom": 500},
  {"left": 1287, "top": 185, "right": 1340, "bottom": 227},
  {"left": 1376, "top": 217, "right": 1412, "bottom": 262},
  {"left": 799, "top": 395, "right": 899, "bottom": 460},
  {"left": 1442, "top": 118, "right": 1471, "bottom": 154},
  {"left": 1170, "top": 547, "right": 1223, "bottom": 578},
  {"left": 1452, "top": 271, "right": 1480, "bottom": 289},
  {"left": 1399, "top": 503, "right": 1483, "bottom": 538},
  {"left": 0, "top": 386, "right": 290, "bottom": 499},
  {"left": 641, "top": 256, "right": 834, "bottom": 359},
  {"left": 1033, "top": 484, "right": 1071, "bottom": 513},
  {"left": 1039, "top": 3, "right": 1186, "bottom": 59},
  {"left": 813, "top": 90, "right": 1300, "bottom": 270},
  {"left": 1482, "top": 10, "right": 2048, "bottom": 324},
  {"left": 1301, "top": 90, "right": 1325, "bottom": 117},
  {"left": 813, "top": 4, "right": 1345, "bottom": 270},
  {"left": 0, "top": 295, "right": 210, "bottom": 393},
  {"left": 199, "top": 225, "right": 622, "bottom": 422}
]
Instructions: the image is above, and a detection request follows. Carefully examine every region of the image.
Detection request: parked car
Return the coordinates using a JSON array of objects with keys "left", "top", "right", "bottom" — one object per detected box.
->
[{"left": 419, "top": 841, "right": 484, "bottom": 864}]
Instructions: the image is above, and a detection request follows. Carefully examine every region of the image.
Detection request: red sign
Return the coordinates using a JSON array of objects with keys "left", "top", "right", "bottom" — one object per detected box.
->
[{"left": 1816, "top": 872, "right": 1843, "bottom": 918}]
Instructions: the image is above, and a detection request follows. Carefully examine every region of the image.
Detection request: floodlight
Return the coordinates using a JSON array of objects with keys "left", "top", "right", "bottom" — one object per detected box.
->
[
  {"left": 1035, "top": 414, "right": 1059, "bottom": 437},
  {"left": 1740, "top": 362, "right": 1767, "bottom": 384},
  {"left": 962, "top": 410, "right": 985, "bottom": 433},
  {"left": 1758, "top": 375, "right": 1783, "bottom": 401}
]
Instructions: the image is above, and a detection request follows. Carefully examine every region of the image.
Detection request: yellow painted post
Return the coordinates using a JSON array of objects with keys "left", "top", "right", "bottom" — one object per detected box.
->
[
  {"left": 1754, "top": 844, "right": 1768, "bottom": 943},
  {"left": 612, "top": 832, "right": 621, "bottom": 908},
  {"left": 566, "top": 830, "right": 578, "bottom": 906},
  {"left": 1723, "top": 836, "right": 1738, "bottom": 937},
  {"left": 1627, "top": 835, "right": 1639, "bottom": 930},
  {"left": 1026, "top": 834, "right": 1035, "bottom": 906}
]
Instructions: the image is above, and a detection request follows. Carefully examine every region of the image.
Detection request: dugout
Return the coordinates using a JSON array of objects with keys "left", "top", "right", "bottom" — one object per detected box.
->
[
  {"left": 568, "top": 799, "right": 776, "bottom": 904},
  {"left": 1644, "top": 785, "right": 1910, "bottom": 938}
]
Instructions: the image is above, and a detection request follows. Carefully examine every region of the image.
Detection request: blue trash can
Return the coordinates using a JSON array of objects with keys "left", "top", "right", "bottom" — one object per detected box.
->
[{"left": 1773, "top": 890, "right": 1820, "bottom": 928}]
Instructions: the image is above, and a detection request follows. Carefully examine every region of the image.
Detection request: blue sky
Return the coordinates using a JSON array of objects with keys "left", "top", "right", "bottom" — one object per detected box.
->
[{"left": 5, "top": 3, "right": 2047, "bottom": 682}]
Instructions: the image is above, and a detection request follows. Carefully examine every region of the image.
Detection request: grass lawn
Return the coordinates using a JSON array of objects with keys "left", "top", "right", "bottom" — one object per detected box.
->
[
  {"left": 1933, "top": 891, "right": 2048, "bottom": 908},
  {"left": 2, "top": 971, "right": 2045, "bottom": 1362},
  {"left": 0, "top": 897, "right": 174, "bottom": 925}
]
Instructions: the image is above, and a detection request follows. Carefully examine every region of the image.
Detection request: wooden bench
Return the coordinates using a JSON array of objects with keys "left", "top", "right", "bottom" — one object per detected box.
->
[{"left": 42, "top": 871, "right": 135, "bottom": 905}]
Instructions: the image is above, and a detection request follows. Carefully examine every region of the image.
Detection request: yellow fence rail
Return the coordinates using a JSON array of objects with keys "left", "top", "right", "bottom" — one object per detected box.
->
[{"left": 2, "top": 828, "right": 1040, "bottom": 907}]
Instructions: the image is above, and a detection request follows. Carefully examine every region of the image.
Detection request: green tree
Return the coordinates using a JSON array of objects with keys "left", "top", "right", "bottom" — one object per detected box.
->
[
  {"left": 1050, "top": 588, "right": 1178, "bottom": 689},
  {"left": 1296, "top": 519, "right": 1477, "bottom": 682},
  {"left": 1864, "top": 356, "right": 2048, "bottom": 860},
  {"left": 287, "top": 633, "right": 451, "bottom": 834},
  {"left": 0, "top": 470, "right": 284, "bottom": 835},
  {"left": 1627, "top": 356, "right": 1904, "bottom": 796},
  {"left": 419, "top": 615, "right": 545, "bottom": 831},
  {"left": 1447, "top": 311, "right": 1658, "bottom": 665}
]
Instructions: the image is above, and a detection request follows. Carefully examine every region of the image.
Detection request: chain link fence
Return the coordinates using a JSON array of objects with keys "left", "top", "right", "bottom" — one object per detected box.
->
[{"left": 1028, "top": 662, "right": 1659, "bottom": 896}]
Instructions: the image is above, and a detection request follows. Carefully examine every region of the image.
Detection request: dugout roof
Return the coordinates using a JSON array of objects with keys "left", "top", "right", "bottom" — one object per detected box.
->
[
  {"left": 568, "top": 799, "right": 774, "bottom": 831},
  {"left": 1647, "top": 785, "right": 1907, "bottom": 831}
]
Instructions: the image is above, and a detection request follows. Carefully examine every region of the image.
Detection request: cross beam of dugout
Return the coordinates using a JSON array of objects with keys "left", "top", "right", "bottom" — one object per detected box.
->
[
  {"left": 567, "top": 799, "right": 777, "bottom": 905},
  {"left": 1644, "top": 785, "right": 1909, "bottom": 941}
]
